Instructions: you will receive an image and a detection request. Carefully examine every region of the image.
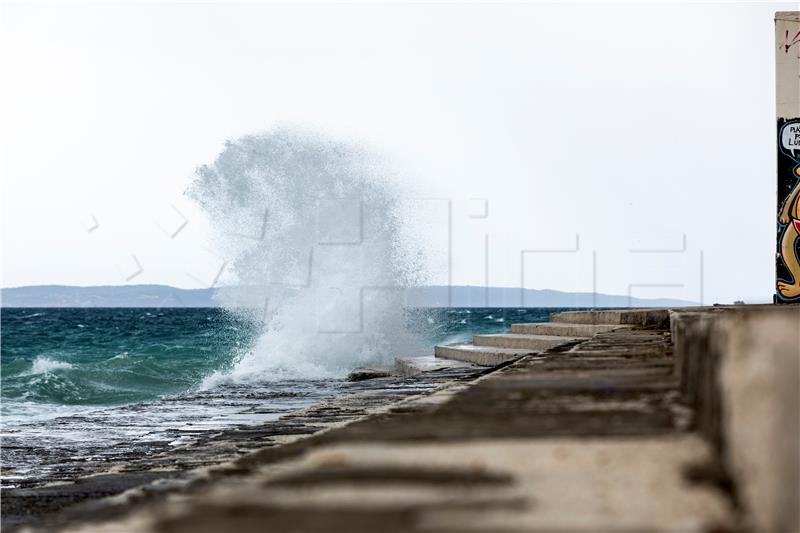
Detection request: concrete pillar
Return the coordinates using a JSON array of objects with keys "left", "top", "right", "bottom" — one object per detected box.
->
[{"left": 775, "top": 12, "right": 800, "bottom": 303}]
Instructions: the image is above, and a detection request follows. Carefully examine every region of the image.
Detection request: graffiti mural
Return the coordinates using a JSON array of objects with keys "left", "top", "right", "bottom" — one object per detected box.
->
[{"left": 777, "top": 118, "right": 800, "bottom": 302}]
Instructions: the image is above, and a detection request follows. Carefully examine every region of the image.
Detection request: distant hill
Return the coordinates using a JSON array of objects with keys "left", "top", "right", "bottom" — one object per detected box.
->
[
  {"left": 1, "top": 284, "right": 697, "bottom": 308},
  {"left": 0, "top": 285, "right": 216, "bottom": 308},
  {"left": 405, "top": 286, "right": 697, "bottom": 308}
]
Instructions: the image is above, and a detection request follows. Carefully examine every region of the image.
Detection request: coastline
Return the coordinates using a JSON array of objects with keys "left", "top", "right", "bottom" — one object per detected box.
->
[
  {"left": 4, "top": 305, "right": 798, "bottom": 532},
  {"left": 1, "top": 360, "right": 489, "bottom": 531}
]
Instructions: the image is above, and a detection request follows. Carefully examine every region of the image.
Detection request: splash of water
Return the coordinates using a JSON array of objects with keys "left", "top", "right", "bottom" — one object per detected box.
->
[
  {"left": 29, "top": 356, "right": 73, "bottom": 375},
  {"left": 189, "top": 127, "right": 428, "bottom": 384}
]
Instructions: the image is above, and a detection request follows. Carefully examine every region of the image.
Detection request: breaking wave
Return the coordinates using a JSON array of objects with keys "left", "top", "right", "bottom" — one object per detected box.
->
[
  {"left": 189, "top": 127, "right": 429, "bottom": 384},
  {"left": 29, "top": 356, "right": 73, "bottom": 375}
]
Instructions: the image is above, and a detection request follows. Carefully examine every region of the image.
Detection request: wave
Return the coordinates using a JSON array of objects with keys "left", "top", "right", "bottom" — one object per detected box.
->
[
  {"left": 1, "top": 308, "right": 252, "bottom": 407},
  {"left": 1, "top": 307, "right": 559, "bottom": 411},
  {"left": 189, "top": 127, "right": 428, "bottom": 383},
  {"left": 29, "top": 356, "right": 73, "bottom": 374}
]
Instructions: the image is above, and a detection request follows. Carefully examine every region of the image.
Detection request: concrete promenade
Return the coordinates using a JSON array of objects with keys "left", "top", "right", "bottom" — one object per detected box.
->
[{"left": 13, "top": 305, "right": 800, "bottom": 532}]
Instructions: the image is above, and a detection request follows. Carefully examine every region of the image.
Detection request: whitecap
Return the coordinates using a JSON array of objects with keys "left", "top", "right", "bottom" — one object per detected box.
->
[{"left": 30, "top": 356, "right": 73, "bottom": 374}]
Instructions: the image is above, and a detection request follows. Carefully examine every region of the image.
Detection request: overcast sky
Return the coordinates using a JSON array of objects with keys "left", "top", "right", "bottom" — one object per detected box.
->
[{"left": 1, "top": 1, "right": 793, "bottom": 304}]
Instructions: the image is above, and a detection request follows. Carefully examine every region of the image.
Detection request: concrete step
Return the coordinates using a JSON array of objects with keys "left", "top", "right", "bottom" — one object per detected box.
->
[
  {"left": 511, "top": 322, "right": 628, "bottom": 337},
  {"left": 473, "top": 333, "right": 582, "bottom": 351},
  {"left": 394, "top": 355, "right": 475, "bottom": 377},
  {"left": 549, "top": 309, "right": 671, "bottom": 326},
  {"left": 434, "top": 344, "right": 532, "bottom": 366}
]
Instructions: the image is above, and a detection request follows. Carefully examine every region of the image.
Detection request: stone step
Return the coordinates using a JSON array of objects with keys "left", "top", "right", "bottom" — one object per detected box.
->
[
  {"left": 473, "top": 333, "right": 582, "bottom": 351},
  {"left": 549, "top": 309, "right": 671, "bottom": 326},
  {"left": 394, "top": 355, "right": 475, "bottom": 377},
  {"left": 511, "top": 322, "right": 628, "bottom": 337},
  {"left": 434, "top": 344, "right": 532, "bottom": 366}
]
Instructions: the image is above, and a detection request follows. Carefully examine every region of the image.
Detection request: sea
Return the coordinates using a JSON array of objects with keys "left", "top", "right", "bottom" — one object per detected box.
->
[{"left": 0, "top": 306, "right": 582, "bottom": 489}]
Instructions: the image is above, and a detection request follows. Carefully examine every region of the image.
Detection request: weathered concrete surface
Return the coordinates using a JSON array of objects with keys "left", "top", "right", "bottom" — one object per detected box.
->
[
  {"left": 721, "top": 309, "right": 800, "bottom": 533},
  {"left": 472, "top": 333, "right": 582, "bottom": 350},
  {"left": 510, "top": 321, "right": 625, "bottom": 336},
  {"left": 776, "top": 12, "right": 800, "bottom": 120},
  {"left": 77, "top": 437, "right": 731, "bottom": 533},
  {"left": 2, "top": 365, "right": 488, "bottom": 532},
  {"left": 326, "top": 330, "right": 685, "bottom": 443},
  {"left": 1, "top": 472, "right": 182, "bottom": 532},
  {"left": 550, "top": 308, "right": 671, "bottom": 326},
  {"left": 672, "top": 306, "right": 800, "bottom": 533},
  {"left": 435, "top": 320, "right": 585, "bottom": 367},
  {"left": 393, "top": 356, "right": 475, "bottom": 378},
  {"left": 670, "top": 309, "right": 727, "bottom": 450},
  {"left": 433, "top": 344, "right": 532, "bottom": 366},
  {"left": 52, "top": 319, "right": 739, "bottom": 533}
]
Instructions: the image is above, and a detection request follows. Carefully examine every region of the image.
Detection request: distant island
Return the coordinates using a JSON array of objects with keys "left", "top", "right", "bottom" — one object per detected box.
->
[{"left": 0, "top": 284, "right": 697, "bottom": 308}]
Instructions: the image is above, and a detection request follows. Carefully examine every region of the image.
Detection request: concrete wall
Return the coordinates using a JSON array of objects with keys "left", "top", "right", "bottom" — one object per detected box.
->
[
  {"left": 776, "top": 12, "right": 800, "bottom": 120},
  {"left": 672, "top": 307, "right": 800, "bottom": 532}
]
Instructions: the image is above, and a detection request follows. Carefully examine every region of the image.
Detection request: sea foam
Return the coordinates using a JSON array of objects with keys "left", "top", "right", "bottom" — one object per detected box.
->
[
  {"left": 190, "top": 127, "right": 428, "bottom": 385},
  {"left": 30, "top": 356, "right": 73, "bottom": 374}
]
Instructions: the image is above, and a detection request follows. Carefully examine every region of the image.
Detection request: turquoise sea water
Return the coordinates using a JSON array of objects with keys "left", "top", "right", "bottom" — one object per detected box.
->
[
  {"left": 1, "top": 308, "right": 257, "bottom": 409},
  {"left": 0, "top": 306, "right": 574, "bottom": 487},
  {"left": 1, "top": 307, "right": 563, "bottom": 411}
]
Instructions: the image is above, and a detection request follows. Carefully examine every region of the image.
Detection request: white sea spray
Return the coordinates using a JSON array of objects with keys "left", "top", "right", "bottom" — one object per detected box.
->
[
  {"left": 29, "top": 356, "right": 73, "bottom": 374},
  {"left": 189, "top": 127, "right": 430, "bottom": 384}
]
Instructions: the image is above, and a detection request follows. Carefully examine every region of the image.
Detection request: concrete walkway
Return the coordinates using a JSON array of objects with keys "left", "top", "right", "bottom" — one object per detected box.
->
[{"left": 18, "top": 306, "right": 800, "bottom": 532}]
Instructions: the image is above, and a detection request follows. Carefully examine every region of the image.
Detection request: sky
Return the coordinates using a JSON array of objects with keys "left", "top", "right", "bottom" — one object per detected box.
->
[{"left": 1, "top": 1, "right": 794, "bottom": 304}]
